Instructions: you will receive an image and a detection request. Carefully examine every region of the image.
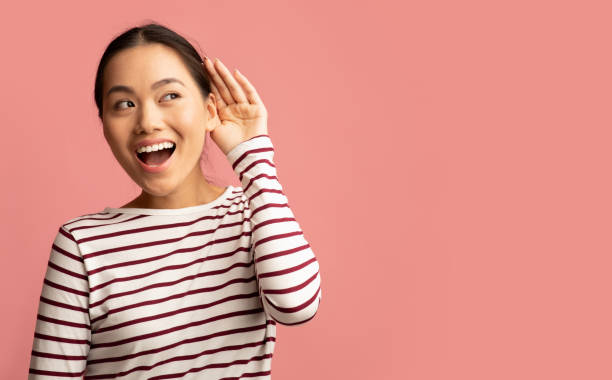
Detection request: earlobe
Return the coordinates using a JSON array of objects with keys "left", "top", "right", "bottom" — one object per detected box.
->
[
  {"left": 206, "top": 116, "right": 221, "bottom": 133},
  {"left": 204, "top": 93, "right": 215, "bottom": 115},
  {"left": 204, "top": 107, "right": 220, "bottom": 133}
]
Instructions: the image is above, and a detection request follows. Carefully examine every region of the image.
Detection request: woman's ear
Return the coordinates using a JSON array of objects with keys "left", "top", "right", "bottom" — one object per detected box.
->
[{"left": 205, "top": 93, "right": 221, "bottom": 132}]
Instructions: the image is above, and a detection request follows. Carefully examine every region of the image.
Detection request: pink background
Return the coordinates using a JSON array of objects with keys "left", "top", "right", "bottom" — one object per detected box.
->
[{"left": 2, "top": 0, "right": 612, "bottom": 379}]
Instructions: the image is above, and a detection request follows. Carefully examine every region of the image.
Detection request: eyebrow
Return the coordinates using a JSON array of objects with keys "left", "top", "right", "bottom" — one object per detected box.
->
[{"left": 106, "top": 78, "right": 185, "bottom": 97}]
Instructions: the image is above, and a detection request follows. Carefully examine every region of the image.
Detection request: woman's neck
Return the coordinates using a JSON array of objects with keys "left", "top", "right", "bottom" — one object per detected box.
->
[{"left": 120, "top": 168, "right": 226, "bottom": 210}]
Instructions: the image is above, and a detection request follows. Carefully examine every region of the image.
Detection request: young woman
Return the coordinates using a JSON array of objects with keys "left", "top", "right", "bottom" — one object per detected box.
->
[{"left": 28, "top": 22, "right": 322, "bottom": 379}]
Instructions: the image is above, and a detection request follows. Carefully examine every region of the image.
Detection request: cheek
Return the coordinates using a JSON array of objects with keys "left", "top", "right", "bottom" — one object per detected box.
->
[
  {"left": 103, "top": 126, "right": 130, "bottom": 158},
  {"left": 174, "top": 101, "right": 200, "bottom": 125},
  {"left": 172, "top": 103, "right": 207, "bottom": 140}
]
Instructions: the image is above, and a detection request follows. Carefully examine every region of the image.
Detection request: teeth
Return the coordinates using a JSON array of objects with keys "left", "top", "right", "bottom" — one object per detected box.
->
[{"left": 136, "top": 142, "right": 175, "bottom": 154}]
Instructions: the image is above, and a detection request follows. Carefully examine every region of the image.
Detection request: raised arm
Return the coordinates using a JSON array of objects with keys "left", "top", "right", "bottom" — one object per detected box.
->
[
  {"left": 28, "top": 226, "right": 91, "bottom": 378},
  {"left": 227, "top": 134, "right": 322, "bottom": 326}
]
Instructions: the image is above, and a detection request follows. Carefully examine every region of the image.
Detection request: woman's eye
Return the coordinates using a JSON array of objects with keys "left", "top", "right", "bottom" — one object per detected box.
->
[
  {"left": 162, "top": 92, "right": 180, "bottom": 101},
  {"left": 114, "top": 100, "right": 134, "bottom": 110}
]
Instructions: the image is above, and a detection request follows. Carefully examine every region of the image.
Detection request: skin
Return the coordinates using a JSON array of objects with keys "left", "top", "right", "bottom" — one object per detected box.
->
[{"left": 101, "top": 43, "right": 268, "bottom": 209}]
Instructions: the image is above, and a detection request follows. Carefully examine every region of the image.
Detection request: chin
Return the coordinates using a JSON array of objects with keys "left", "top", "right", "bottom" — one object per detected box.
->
[
  {"left": 125, "top": 170, "right": 177, "bottom": 196},
  {"left": 139, "top": 181, "right": 179, "bottom": 197}
]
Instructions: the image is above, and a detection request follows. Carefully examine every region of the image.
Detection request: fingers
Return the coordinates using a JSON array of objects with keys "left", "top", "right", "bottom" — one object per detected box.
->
[
  {"left": 209, "top": 81, "right": 226, "bottom": 110},
  {"left": 203, "top": 57, "right": 247, "bottom": 105},
  {"left": 233, "top": 69, "right": 264, "bottom": 106},
  {"left": 203, "top": 57, "right": 233, "bottom": 105},
  {"left": 203, "top": 57, "right": 263, "bottom": 106}
]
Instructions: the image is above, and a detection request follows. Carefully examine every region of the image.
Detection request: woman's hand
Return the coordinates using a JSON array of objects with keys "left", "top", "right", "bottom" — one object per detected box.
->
[{"left": 202, "top": 56, "right": 268, "bottom": 155}]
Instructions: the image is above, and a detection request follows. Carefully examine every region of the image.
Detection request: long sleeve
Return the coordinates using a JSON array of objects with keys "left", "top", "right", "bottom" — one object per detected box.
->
[
  {"left": 29, "top": 226, "right": 91, "bottom": 378},
  {"left": 226, "top": 134, "right": 322, "bottom": 326}
]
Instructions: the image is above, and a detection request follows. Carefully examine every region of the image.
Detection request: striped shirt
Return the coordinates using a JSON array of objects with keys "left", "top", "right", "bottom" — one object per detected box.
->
[{"left": 28, "top": 134, "right": 323, "bottom": 379}]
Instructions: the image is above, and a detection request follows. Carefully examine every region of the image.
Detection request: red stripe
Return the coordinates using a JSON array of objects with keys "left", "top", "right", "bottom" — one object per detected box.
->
[
  {"left": 51, "top": 243, "right": 83, "bottom": 263},
  {"left": 252, "top": 217, "right": 297, "bottom": 233},
  {"left": 62, "top": 212, "right": 122, "bottom": 227},
  {"left": 247, "top": 188, "right": 284, "bottom": 205},
  {"left": 58, "top": 226, "right": 77, "bottom": 242},
  {"left": 148, "top": 353, "right": 273, "bottom": 380},
  {"left": 251, "top": 202, "right": 288, "bottom": 217},
  {"left": 44, "top": 278, "right": 88, "bottom": 297},
  {"left": 257, "top": 257, "right": 318, "bottom": 279},
  {"left": 241, "top": 172, "right": 278, "bottom": 193},
  {"left": 34, "top": 332, "right": 89, "bottom": 345},
  {"left": 262, "top": 270, "right": 319, "bottom": 294},
  {"left": 275, "top": 304, "right": 320, "bottom": 326},
  {"left": 69, "top": 214, "right": 149, "bottom": 232},
  {"left": 29, "top": 368, "right": 85, "bottom": 377},
  {"left": 253, "top": 230, "right": 304, "bottom": 250},
  {"left": 37, "top": 314, "right": 90, "bottom": 329},
  {"left": 47, "top": 260, "right": 88, "bottom": 281},
  {"left": 31, "top": 350, "right": 87, "bottom": 360},
  {"left": 39, "top": 295, "right": 89, "bottom": 313},
  {"left": 255, "top": 243, "right": 311, "bottom": 263},
  {"left": 219, "top": 370, "right": 273, "bottom": 380},
  {"left": 264, "top": 286, "right": 321, "bottom": 313}
]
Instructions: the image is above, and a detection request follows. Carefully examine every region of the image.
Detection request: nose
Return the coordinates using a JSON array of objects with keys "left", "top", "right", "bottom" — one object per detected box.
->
[{"left": 134, "top": 100, "right": 164, "bottom": 134}]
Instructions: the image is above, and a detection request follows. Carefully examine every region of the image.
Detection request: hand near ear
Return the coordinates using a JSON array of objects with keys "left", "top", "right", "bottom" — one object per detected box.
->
[{"left": 202, "top": 57, "right": 268, "bottom": 155}]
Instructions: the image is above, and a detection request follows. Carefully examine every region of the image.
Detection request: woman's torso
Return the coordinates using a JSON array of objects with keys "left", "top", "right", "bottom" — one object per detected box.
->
[{"left": 67, "top": 186, "right": 275, "bottom": 379}]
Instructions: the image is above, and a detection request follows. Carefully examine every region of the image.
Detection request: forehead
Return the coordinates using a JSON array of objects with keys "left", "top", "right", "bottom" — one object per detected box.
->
[{"left": 103, "top": 43, "right": 193, "bottom": 94}]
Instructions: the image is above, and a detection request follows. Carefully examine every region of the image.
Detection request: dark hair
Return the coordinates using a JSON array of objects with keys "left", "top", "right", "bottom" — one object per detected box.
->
[
  {"left": 94, "top": 21, "right": 210, "bottom": 120},
  {"left": 94, "top": 21, "right": 222, "bottom": 185}
]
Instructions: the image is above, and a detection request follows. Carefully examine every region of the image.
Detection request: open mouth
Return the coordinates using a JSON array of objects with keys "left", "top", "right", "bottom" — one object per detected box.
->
[{"left": 136, "top": 145, "right": 176, "bottom": 167}]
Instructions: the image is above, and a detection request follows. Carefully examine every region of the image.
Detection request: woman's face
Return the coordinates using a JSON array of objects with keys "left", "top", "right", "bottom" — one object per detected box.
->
[{"left": 101, "top": 43, "right": 216, "bottom": 197}]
